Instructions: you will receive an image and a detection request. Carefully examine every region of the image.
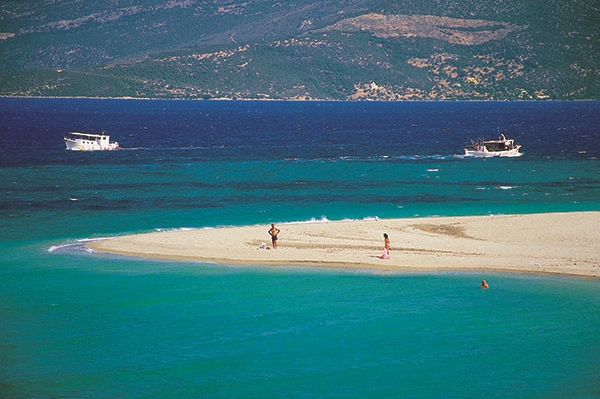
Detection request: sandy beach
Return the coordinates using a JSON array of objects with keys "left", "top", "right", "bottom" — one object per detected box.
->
[{"left": 88, "top": 212, "right": 600, "bottom": 277}]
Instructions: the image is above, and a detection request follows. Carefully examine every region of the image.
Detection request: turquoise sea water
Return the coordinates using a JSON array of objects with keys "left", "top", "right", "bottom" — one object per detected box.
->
[{"left": 1, "top": 99, "right": 599, "bottom": 398}]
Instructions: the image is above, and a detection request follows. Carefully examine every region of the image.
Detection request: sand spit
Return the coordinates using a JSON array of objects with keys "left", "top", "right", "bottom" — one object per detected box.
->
[{"left": 88, "top": 212, "right": 600, "bottom": 278}]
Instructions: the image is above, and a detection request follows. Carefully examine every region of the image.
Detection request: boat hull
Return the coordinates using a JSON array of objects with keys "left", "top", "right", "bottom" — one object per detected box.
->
[{"left": 464, "top": 148, "right": 522, "bottom": 157}]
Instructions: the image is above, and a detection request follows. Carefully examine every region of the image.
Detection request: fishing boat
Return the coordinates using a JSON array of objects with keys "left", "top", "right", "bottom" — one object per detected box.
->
[
  {"left": 464, "top": 134, "right": 521, "bottom": 157},
  {"left": 64, "top": 132, "right": 120, "bottom": 151}
]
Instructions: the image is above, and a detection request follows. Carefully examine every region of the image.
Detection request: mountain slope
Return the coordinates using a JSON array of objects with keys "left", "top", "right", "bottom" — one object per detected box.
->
[{"left": 1, "top": 0, "right": 598, "bottom": 99}]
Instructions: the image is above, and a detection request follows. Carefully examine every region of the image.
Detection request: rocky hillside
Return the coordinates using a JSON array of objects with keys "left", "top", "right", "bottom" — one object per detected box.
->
[{"left": 1, "top": 0, "right": 598, "bottom": 100}]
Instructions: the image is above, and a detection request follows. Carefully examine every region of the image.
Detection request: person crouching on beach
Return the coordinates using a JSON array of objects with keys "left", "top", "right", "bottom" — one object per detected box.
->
[{"left": 269, "top": 224, "right": 281, "bottom": 249}]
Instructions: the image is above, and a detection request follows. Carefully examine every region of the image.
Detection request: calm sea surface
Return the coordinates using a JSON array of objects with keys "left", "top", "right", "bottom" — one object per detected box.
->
[{"left": 1, "top": 99, "right": 599, "bottom": 398}]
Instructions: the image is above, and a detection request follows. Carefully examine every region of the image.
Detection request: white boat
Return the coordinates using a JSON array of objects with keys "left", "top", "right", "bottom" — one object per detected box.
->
[
  {"left": 64, "top": 132, "right": 120, "bottom": 151},
  {"left": 464, "top": 134, "right": 522, "bottom": 157}
]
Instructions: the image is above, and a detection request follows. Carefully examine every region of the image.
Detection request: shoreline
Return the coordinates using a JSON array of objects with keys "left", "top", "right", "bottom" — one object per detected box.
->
[{"left": 87, "top": 212, "right": 600, "bottom": 278}]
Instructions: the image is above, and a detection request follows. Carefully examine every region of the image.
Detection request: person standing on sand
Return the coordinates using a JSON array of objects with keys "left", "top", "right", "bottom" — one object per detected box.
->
[
  {"left": 269, "top": 224, "right": 281, "bottom": 249},
  {"left": 384, "top": 233, "right": 390, "bottom": 254},
  {"left": 379, "top": 233, "right": 390, "bottom": 259}
]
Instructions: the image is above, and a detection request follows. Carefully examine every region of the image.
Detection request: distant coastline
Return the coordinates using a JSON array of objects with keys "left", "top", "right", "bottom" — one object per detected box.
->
[{"left": 2, "top": 96, "right": 598, "bottom": 102}]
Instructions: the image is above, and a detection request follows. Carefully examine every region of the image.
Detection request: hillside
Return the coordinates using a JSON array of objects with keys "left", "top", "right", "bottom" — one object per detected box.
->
[{"left": 1, "top": 0, "right": 598, "bottom": 100}]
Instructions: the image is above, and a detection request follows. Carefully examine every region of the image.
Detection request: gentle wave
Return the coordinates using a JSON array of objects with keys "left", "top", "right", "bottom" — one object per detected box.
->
[
  {"left": 48, "top": 238, "right": 106, "bottom": 254},
  {"left": 154, "top": 227, "right": 197, "bottom": 232},
  {"left": 284, "top": 154, "right": 464, "bottom": 163},
  {"left": 283, "top": 215, "right": 380, "bottom": 225}
]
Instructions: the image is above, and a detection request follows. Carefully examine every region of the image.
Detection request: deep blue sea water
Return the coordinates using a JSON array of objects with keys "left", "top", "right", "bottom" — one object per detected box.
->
[{"left": 1, "top": 99, "right": 599, "bottom": 398}]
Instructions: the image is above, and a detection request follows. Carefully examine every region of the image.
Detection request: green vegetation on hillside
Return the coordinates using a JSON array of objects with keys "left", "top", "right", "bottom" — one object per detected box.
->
[{"left": 1, "top": 0, "right": 598, "bottom": 100}]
